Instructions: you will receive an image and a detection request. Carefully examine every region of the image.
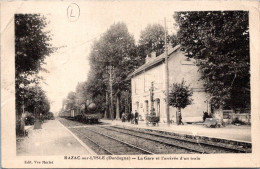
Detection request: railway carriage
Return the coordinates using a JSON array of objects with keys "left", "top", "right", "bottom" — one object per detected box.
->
[{"left": 59, "top": 110, "right": 71, "bottom": 118}]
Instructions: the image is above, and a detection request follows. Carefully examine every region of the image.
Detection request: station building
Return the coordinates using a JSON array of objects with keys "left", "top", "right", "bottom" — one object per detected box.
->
[{"left": 128, "top": 45, "right": 210, "bottom": 123}]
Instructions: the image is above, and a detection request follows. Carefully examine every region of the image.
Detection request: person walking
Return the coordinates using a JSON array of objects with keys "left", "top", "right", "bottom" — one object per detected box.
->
[{"left": 134, "top": 110, "right": 139, "bottom": 125}]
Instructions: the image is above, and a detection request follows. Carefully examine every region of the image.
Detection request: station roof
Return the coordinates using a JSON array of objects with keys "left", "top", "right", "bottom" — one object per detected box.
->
[{"left": 128, "top": 45, "right": 180, "bottom": 78}]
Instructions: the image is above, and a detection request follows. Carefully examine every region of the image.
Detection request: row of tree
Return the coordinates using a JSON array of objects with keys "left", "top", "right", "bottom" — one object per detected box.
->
[
  {"left": 63, "top": 22, "right": 177, "bottom": 119},
  {"left": 15, "top": 14, "right": 55, "bottom": 134},
  {"left": 64, "top": 11, "right": 250, "bottom": 122}
]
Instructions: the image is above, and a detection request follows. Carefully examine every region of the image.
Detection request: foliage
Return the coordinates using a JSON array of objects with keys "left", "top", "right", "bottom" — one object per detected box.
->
[
  {"left": 169, "top": 34, "right": 178, "bottom": 48},
  {"left": 174, "top": 11, "right": 250, "bottom": 109},
  {"left": 90, "top": 22, "right": 138, "bottom": 90},
  {"left": 91, "top": 94, "right": 106, "bottom": 113},
  {"left": 169, "top": 80, "right": 193, "bottom": 109},
  {"left": 42, "top": 112, "right": 55, "bottom": 120},
  {"left": 15, "top": 14, "right": 55, "bottom": 74},
  {"left": 86, "top": 22, "right": 139, "bottom": 115},
  {"left": 139, "top": 24, "right": 166, "bottom": 57},
  {"left": 66, "top": 91, "right": 77, "bottom": 110},
  {"left": 25, "top": 115, "right": 35, "bottom": 125},
  {"left": 75, "top": 82, "right": 88, "bottom": 106},
  {"left": 20, "top": 85, "right": 50, "bottom": 115},
  {"left": 138, "top": 24, "right": 179, "bottom": 62},
  {"left": 15, "top": 14, "right": 55, "bottom": 116}
]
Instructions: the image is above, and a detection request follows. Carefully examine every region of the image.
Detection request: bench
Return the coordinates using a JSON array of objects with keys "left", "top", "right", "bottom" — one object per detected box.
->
[{"left": 203, "top": 118, "right": 220, "bottom": 128}]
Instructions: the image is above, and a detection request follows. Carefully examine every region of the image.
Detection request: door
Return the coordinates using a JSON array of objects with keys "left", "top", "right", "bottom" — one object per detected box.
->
[
  {"left": 145, "top": 100, "right": 148, "bottom": 115},
  {"left": 156, "top": 99, "right": 160, "bottom": 118}
]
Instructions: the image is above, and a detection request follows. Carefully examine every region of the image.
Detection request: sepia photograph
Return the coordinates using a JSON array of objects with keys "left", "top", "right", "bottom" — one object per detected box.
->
[{"left": 1, "top": 0, "right": 260, "bottom": 168}]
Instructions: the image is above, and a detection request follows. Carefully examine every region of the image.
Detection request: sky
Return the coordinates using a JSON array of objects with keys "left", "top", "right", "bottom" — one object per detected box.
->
[{"left": 37, "top": 1, "right": 177, "bottom": 113}]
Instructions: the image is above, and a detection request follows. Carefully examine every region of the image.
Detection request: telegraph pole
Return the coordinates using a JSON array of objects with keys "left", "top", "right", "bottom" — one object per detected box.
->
[
  {"left": 164, "top": 17, "right": 170, "bottom": 125},
  {"left": 104, "top": 91, "right": 108, "bottom": 119},
  {"left": 150, "top": 82, "right": 154, "bottom": 115}
]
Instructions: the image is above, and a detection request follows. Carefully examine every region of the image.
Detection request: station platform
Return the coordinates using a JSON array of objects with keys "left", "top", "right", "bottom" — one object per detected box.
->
[
  {"left": 16, "top": 119, "right": 95, "bottom": 156},
  {"left": 100, "top": 119, "right": 251, "bottom": 143}
]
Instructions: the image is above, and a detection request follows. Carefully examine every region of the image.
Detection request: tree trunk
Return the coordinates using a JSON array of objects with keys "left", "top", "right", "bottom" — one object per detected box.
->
[
  {"left": 107, "top": 103, "right": 110, "bottom": 119},
  {"left": 213, "top": 105, "right": 224, "bottom": 126},
  {"left": 16, "top": 109, "right": 24, "bottom": 135},
  {"left": 176, "top": 108, "right": 181, "bottom": 125},
  {"left": 116, "top": 94, "right": 120, "bottom": 120},
  {"left": 33, "top": 108, "right": 42, "bottom": 129},
  {"left": 128, "top": 95, "right": 131, "bottom": 114},
  {"left": 110, "top": 92, "right": 114, "bottom": 120},
  {"left": 125, "top": 98, "right": 127, "bottom": 115}
]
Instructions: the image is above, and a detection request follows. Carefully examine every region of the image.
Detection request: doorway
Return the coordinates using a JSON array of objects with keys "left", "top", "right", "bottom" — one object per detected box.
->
[
  {"left": 145, "top": 100, "right": 148, "bottom": 115},
  {"left": 155, "top": 99, "right": 160, "bottom": 118}
]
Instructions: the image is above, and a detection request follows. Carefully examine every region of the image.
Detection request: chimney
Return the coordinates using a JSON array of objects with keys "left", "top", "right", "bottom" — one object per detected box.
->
[
  {"left": 145, "top": 54, "right": 151, "bottom": 63},
  {"left": 151, "top": 51, "right": 156, "bottom": 59},
  {"left": 145, "top": 51, "right": 157, "bottom": 63}
]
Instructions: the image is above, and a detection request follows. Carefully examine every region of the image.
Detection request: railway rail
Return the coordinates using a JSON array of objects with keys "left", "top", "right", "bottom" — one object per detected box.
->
[
  {"left": 99, "top": 125, "right": 250, "bottom": 153},
  {"left": 90, "top": 126, "right": 204, "bottom": 154},
  {"left": 84, "top": 126, "right": 198, "bottom": 154},
  {"left": 59, "top": 118, "right": 251, "bottom": 154},
  {"left": 71, "top": 127, "right": 154, "bottom": 155}
]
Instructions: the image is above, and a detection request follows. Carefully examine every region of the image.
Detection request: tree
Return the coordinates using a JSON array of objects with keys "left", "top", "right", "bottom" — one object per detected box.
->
[
  {"left": 16, "top": 84, "right": 50, "bottom": 131},
  {"left": 169, "top": 34, "right": 178, "bottom": 48},
  {"left": 15, "top": 14, "right": 55, "bottom": 133},
  {"left": 15, "top": 14, "right": 55, "bottom": 73},
  {"left": 66, "top": 91, "right": 77, "bottom": 110},
  {"left": 169, "top": 80, "right": 193, "bottom": 125},
  {"left": 24, "top": 86, "right": 50, "bottom": 115},
  {"left": 85, "top": 68, "right": 107, "bottom": 115},
  {"left": 74, "top": 81, "right": 91, "bottom": 115},
  {"left": 87, "top": 22, "right": 139, "bottom": 120},
  {"left": 138, "top": 24, "right": 179, "bottom": 62},
  {"left": 138, "top": 24, "right": 165, "bottom": 58},
  {"left": 174, "top": 11, "right": 250, "bottom": 113},
  {"left": 15, "top": 14, "right": 55, "bottom": 108}
]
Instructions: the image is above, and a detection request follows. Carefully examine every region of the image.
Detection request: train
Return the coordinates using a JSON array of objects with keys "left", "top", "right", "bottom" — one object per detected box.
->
[{"left": 59, "top": 102, "right": 103, "bottom": 124}]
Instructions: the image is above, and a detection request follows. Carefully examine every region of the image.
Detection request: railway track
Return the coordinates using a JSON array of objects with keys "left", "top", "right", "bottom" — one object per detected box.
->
[
  {"left": 85, "top": 126, "right": 201, "bottom": 154},
  {"left": 98, "top": 125, "right": 249, "bottom": 153},
  {"left": 71, "top": 127, "right": 154, "bottom": 155},
  {"left": 92, "top": 126, "right": 204, "bottom": 154},
  {"left": 59, "top": 118, "right": 251, "bottom": 154}
]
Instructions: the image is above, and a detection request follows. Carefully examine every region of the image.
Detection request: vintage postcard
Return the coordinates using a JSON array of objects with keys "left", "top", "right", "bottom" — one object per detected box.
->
[{"left": 1, "top": 0, "right": 260, "bottom": 168}]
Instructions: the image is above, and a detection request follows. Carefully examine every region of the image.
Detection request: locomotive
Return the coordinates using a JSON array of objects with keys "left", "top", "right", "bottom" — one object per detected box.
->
[{"left": 59, "top": 102, "right": 103, "bottom": 124}]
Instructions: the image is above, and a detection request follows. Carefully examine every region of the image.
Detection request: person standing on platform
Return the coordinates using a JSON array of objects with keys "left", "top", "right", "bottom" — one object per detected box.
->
[
  {"left": 130, "top": 112, "right": 134, "bottom": 124},
  {"left": 134, "top": 110, "right": 139, "bottom": 125},
  {"left": 179, "top": 111, "right": 184, "bottom": 125}
]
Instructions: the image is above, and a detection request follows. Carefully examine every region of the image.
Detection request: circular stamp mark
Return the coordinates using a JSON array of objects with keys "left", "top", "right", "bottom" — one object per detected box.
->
[{"left": 67, "top": 3, "right": 80, "bottom": 22}]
